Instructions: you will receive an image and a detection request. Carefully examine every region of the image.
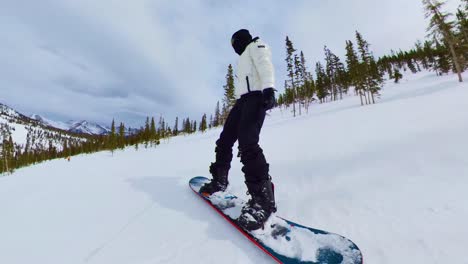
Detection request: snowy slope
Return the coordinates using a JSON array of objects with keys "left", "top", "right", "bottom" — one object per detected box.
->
[
  {"left": 0, "top": 116, "right": 29, "bottom": 147},
  {"left": 0, "top": 72, "right": 467, "bottom": 264}
]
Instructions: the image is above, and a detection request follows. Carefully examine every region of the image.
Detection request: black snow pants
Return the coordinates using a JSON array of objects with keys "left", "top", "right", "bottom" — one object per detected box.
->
[{"left": 214, "top": 91, "right": 269, "bottom": 183}]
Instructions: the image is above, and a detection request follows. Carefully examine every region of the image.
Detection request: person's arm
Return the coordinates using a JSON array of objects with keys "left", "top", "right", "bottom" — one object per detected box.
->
[{"left": 250, "top": 42, "right": 276, "bottom": 109}]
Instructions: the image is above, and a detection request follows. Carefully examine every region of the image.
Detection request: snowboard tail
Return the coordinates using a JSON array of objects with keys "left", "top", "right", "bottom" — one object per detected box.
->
[{"left": 189, "top": 176, "right": 363, "bottom": 264}]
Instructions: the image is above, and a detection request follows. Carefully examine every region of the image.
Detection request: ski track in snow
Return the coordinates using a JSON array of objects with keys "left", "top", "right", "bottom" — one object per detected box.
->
[
  {"left": 84, "top": 201, "right": 156, "bottom": 263},
  {"left": 0, "top": 72, "right": 467, "bottom": 264}
]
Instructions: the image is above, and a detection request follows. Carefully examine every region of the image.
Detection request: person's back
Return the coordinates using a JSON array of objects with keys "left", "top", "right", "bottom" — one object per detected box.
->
[{"left": 234, "top": 37, "right": 275, "bottom": 99}]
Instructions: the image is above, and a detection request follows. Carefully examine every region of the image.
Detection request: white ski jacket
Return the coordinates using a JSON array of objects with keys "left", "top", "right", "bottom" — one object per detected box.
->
[{"left": 235, "top": 38, "right": 275, "bottom": 99}]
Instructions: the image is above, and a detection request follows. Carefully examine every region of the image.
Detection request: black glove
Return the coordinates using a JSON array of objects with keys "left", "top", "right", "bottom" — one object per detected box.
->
[{"left": 262, "top": 88, "right": 276, "bottom": 110}]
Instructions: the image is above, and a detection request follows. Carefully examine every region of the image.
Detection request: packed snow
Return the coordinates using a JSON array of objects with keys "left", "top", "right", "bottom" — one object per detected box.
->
[
  {"left": 0, "top": 71, "right": 467, "bottom": 264},
  {"left": 252, "top": 217, "right": 361, "bottom": 263}
]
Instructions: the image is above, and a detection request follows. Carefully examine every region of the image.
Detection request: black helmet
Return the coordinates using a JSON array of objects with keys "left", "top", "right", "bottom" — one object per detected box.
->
[{"left": 231, "top": 29, "right": 253, "bottom": 55}]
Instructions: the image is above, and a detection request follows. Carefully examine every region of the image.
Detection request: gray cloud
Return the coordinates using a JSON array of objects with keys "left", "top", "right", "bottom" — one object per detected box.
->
[{"left": 0, "top": 0, "right": 462, "bottom": 127}]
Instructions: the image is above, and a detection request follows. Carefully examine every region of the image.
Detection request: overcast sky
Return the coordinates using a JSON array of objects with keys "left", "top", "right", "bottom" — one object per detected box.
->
[{"left": 0, "top": 0, "right": 462, "bottom": 127}]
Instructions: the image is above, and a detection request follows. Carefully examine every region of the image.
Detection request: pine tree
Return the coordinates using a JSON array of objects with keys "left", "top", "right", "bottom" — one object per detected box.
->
[
  {"left": 158, "top": 116, "right": 166, "bottom": 139},
  {"left": 423, "top": 0, "right": 464, "bottom": 82},
  {"left": 337, "top": 58, "right": 348, "bottom": 98},
  {"left": 298, "top": 51, "right": 315, "bottom": 111},
  {"left": 118, "top": 122, "right": 125, "bottom": 149},
  {"left": 109, "top": 119, "right": 117, "bottom": 153},
  {"left": 285, "top": 36, "right": 297, "bottom": 116},
  {"left": 144, "top": 117, "right": 150, "bottom": 148},
  {"left": 294, "top": 53, "right": 303, "bottom": 115},
  {"left": 324, "top": 46, "right": 346, "bottom": 101},
  {"left": 324, "top": 46, "right": 335, "bottom": 101},
  {"left": 283, "top": 82, "right": 293, "bottom": 108},
  {"left": 305, "top": 72, "right": 316, "bottom": 113},
  {"left": 299, "top": 51, "right": 308, "bottom": 86},
  {"left": 285, "top": 36, "right": 297, "bottom": 87},
  {"left": 424, "top": 40, "right": 438, "bottom": 72},
  {"left": 456, "top": 1, "right": 468, "bottom": 42},
  {"left": 199, "top": 114, "right": 207, "bottom": 132},
  {"left": 192, "top": 121, "right": 197, "bottom": 133},
  {"left": 277, "top": 93, "right": 284, "bottom": 106},
  {"left": 368, "top": 56, "right": 384, "bottom": 103},
  {"left": 221, "top": 102, "right": 228, "bottom": 125},
  {"left": 184, "top": 119, "right": 189, "bottom": 134},
  {"left": 455, "top": 5, "right": 468, "bottom": 70},
  {"left": 223, "top": 64, "right": 236, "bottom": 111},
  {"left": 150, "top": 117, "right": 157, "bottom": 139},
  {"left": 346, "top": 40, "right": 359, "bottom": 86},
  {"left": 144, "top": 117, "right": 150, "bottom": 140},
  {"left": 214, "top": 101, "right": 221, "bottom": 127},
  {"left": 415, "top": 40, "right": 430, "bottom": 69},
  {"left": 356, "top": 31, "right": 382, "bottom": 104},
  {"left": 0, "top": 124, "right": 14, "bottom": 173},
  {"left": 355, "top": 31, "right": 371, "bottom": 104},
  {"left": 315, "top": 62, "right": 328, "bottom": 103},
  {"left": 394, "top": 68, "right": 403, "bottom": 83},
  {"left": 345, "top": 40, "right": 365, "bottom": 105},
  {"left": 407, "top": 58, "right": 418, "bottom": 73},
  {"left": 173, "top": 117, "right": 179, "bottom": 136},
  {"left": 435, "top": 39, "right": 452, "bottom": 74}
]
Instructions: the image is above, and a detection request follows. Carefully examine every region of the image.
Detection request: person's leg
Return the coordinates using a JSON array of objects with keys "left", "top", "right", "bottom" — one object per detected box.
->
[
  {"left": 213, "top": 101, "right": 242, "bottom": 170},
  {"left": 237, "top": 92, "right": 269, "bottom": 183},
  {"left": 237, "top": 92, "right": 275, "bottom": 230},
  {"left": 200, "top": 100, "right": 241, "bottom": 195}
]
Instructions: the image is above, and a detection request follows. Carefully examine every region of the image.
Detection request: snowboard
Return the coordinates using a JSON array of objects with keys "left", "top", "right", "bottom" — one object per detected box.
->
[{"left": 189, "top": 176, "right": 363, "bottom": 264}]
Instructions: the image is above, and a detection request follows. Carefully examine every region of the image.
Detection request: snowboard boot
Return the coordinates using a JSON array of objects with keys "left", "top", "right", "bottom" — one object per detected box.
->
[
  {"left": 238, "top": 178, "right": 277, "bottom": 231},
  {"left": 199, "top": 163, "right": 229, "bottom": 196}
]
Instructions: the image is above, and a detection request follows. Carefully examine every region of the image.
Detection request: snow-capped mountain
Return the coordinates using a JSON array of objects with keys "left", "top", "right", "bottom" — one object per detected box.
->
[
  {"left": 29, "top": 114, "right": 70, "bottom": 131},
  {"left": 67, "top": 120, "right": 109, "bottom": 135},
  {"left": 1, "top": 103, "right": 26, "bottom": 120},
  {"left": 30, "top": 114, "right": 110, "bottom": 135},
  {"left": 0, "top": 103, "right": 88, "bottom": 153}
]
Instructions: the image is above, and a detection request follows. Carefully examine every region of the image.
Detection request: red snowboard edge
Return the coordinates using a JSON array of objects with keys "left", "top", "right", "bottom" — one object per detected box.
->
[{"left": 190, "top": 187, "right": 282, "bottom": 263}]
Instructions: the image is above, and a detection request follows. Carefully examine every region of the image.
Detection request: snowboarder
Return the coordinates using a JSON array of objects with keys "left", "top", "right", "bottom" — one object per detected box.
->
[{"left": 199, "top": 29, "right": 277, "bottom": 231}]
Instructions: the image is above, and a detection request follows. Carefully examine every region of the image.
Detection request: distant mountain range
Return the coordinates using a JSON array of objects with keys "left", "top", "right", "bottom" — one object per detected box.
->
[
  {"left": 1, "top": 103, "right": 89, "bottom": 153},
  {"left": 2, "top": 103, "right": 141, "bottom": 137},
  {"left": 30, "top": 114, "right": 110, "bottom": 135},
  {"left": 0, "top": 102, "right": 110, "bottom": 136}
]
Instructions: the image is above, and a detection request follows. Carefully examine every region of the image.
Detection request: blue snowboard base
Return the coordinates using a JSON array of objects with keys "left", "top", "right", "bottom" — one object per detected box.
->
[{"left": 189, "top": 176, "right": 363, "bottom": 264}]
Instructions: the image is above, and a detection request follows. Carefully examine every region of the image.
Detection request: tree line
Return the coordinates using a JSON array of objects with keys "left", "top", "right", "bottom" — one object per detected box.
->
[
  {"left": 380, "top": 0, "right": 467, "bottom": 82},
  {"left": 0, "top": 104, "right": 230, "bottom": 174},
  {"left": 276, "top": 0, "right": 466, "bottom": 116},
  {"left": 277, "top": 31, "right": 384, "bottom": 116},
  {"left": 0, "top": 122, "right": 93, "bottom": 174}
]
